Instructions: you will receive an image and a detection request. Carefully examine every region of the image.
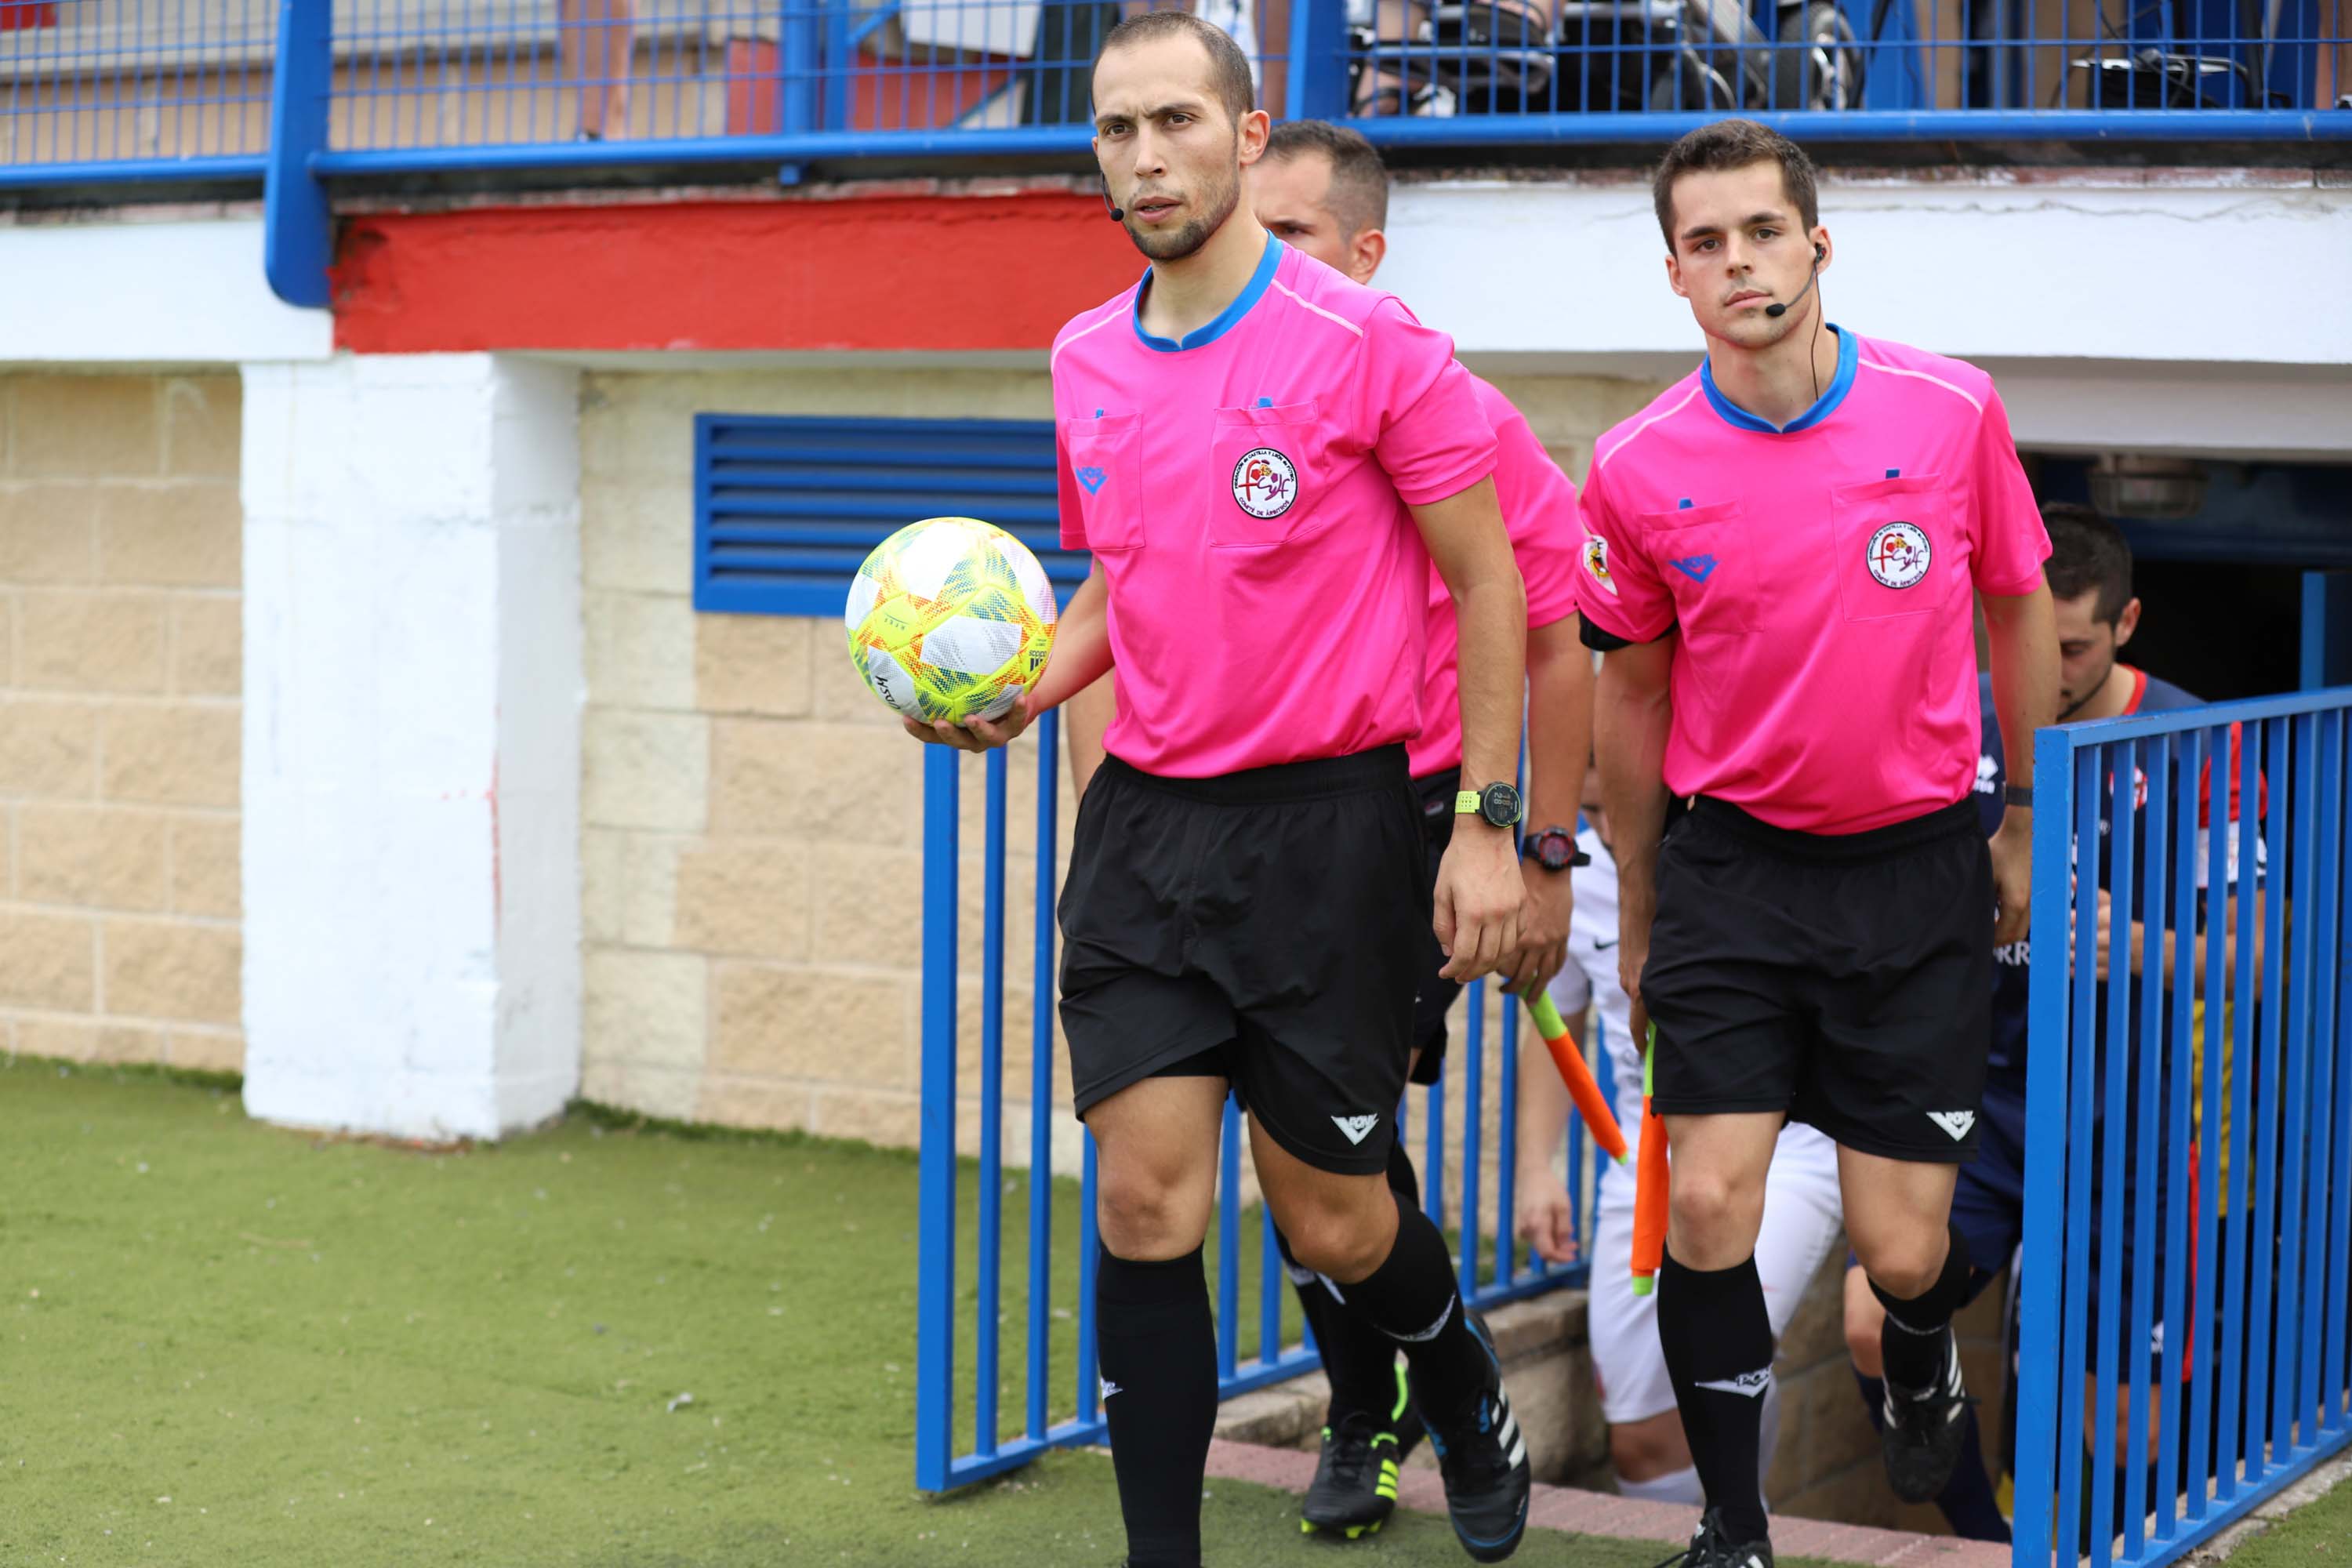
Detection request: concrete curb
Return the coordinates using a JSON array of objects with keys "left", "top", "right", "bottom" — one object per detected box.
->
[{"left": 1200, "top": 1439, "right": 2014, "bottom": 1568}]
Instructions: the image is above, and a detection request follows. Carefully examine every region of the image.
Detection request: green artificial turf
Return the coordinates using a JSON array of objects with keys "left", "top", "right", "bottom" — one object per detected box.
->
[
  {"left": 2220, "top": 1461, "right": 2352, "bottom": 1568},
  {"left": 1, "top": 1058, "right": 1694, "bottom": 1567}
]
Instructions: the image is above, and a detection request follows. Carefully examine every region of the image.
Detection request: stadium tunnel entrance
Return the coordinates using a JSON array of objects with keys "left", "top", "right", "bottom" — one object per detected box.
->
[{"left": 2023, "top": 453, "right": 2352, "bottom": 702}]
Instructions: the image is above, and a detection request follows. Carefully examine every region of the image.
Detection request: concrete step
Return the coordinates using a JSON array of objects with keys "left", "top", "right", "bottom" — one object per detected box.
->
[{"left": 1200, "top": 1438, "right": 2013, "bottom": 1568}]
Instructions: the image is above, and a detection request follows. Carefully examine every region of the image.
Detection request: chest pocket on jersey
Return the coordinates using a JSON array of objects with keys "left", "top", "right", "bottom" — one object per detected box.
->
[
  {"left": 1832, "top": 474, "right": 1961, "bottom": 621},
  {"left": 1640, "top": 500, "right": 1756, "bottom": 637},
  {"left": 1209, "top": 400, "right": 1322, "bottom": 549},
  {"left": 1065, "top": 412, "right": 1145, "bottom": 552}
]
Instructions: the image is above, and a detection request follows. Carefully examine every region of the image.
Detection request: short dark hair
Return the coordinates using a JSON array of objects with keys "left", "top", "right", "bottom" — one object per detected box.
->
[
  {"left": 1651, "top": 118, "right": 1820, "bottom": 251},
  {"left": 2042, "top": 501, "right": 2135, "bottom": 625},
  {"left": 1263, "top": 119, "right": 1389, "bottom": 238},
  {"left": 1092, "top": 11, "right": 1255, "bottom": 127}
]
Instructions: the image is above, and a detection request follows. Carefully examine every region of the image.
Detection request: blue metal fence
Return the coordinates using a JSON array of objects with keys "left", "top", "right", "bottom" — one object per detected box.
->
[
  {"left": 2016, "top": 687, "right": 2352, "bottom": 1568},
  {"left": 912, "top": 715, "right": 1606, "bottom": 1492},
  {"left": 7, "top": 0, "right": 2346, "bottom": 201},
  {"left": 0, "top": 0, "right": 274, "bottom": 187}
]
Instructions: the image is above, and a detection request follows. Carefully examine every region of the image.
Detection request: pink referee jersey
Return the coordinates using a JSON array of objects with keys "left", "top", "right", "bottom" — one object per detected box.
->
[
  {"left": 1407, "top": 375, "right": 1584, "bottom": 779},
  {"left": 1053, "top": 235, "right": 1497, "bottom": 779},
  {"left": 1576, "top": 328, "right": 2050, "bottom": 835}
]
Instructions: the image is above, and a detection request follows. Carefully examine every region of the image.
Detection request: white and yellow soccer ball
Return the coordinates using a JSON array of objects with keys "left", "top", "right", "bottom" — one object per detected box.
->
[{"left": 844, "top": 516, "right": 1058, "bottom": 724}]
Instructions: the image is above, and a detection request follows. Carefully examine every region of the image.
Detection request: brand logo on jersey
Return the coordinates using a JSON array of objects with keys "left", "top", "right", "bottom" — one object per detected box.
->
[
  {"left": 1976, "top": 754, "right": 1999, "bottom": 795},
  {"left": 1076, "top": 465, "right": 1107, "bottom": 495},
  {"left": 1231, "top": 447, "right": 1298, "bottom": 519},
  {"left": 1693, "top": 1368, "right": 1773, "bottom": 1399},
  {"left": 1669, "top": 554, "right": 1718, "bottom": 583},
  {"left": 1927, "top": 1109, "right": 1977, "bottom": 1142},
  {"left": 1331, "top": 1113, "right": 1381, "bottom": 1145},
  {"left": 1867, "top": 521, "right": 1933, "bottom": 589},
  {"left": 1581, "top": 535, "right": 1618, "bottom": 597}
]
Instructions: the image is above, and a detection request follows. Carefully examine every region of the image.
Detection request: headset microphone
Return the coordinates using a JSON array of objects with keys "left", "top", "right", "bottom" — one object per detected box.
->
[
  {"left": 1764, "top": 244, "right": 1827, "bottom": 319},
  {"left": 1103, "top": 187, "right": 1124, "bottom": 223}
]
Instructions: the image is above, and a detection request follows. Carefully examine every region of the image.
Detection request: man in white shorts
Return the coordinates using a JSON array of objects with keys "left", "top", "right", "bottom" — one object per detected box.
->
[{"left": 1516, "top": 780, "right": 1845, "bottom": 1504}]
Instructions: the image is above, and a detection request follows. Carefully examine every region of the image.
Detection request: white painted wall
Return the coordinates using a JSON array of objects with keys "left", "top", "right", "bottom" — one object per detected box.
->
[
  {"left": 1388, "top": 172, "right": 2352, "bottom": 458},
  {"left": 241, "top": 354, "right": 583, "bottom": 1141},
  {"left": 0, "top": 214, "right": 331, "bottom": 365}
]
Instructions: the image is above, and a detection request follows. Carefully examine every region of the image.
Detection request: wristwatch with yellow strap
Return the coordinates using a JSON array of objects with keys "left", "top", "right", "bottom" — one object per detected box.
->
[{"left": 1454, "top": 781, "right": 1525, "bottom": 829}]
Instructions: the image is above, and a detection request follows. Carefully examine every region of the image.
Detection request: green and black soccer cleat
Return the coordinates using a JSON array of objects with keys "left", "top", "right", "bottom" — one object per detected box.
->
[{"left": 1300, "top": 1366, "right": 1425, "bottom": 1540}]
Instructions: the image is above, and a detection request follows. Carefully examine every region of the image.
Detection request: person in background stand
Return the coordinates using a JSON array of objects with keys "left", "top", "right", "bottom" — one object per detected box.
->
[{"left": 559, "top": 0, "right": 633, "bottom": 140}]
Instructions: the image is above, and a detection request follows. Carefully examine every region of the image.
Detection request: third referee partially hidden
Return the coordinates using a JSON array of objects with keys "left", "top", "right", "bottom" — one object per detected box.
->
[{"left": 1581, "top": 121, "right": 2061, "bottom": 1568}]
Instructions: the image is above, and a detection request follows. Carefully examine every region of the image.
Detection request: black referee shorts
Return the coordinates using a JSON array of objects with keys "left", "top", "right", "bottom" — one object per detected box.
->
[
  {"left": 1058, "top": 746, "right": 1428, "bottom": 1176},
  {"left": 1641, "top": 794, "right": 1993, "bottom": 1163},
  {"left": 1408, "top": 767, "right": 1461, "bottom": 1086}
]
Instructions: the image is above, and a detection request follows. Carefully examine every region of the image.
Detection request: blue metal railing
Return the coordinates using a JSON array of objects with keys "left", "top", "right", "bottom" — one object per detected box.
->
[
  {"left": 0, "top": 0, "right": 274, "bottom": 186},
  {"left": 2015, "top": 688, "right": 2352, "bottom": 1568},
  {"left": 9, "top": 0, "right": 2347, "bottom": 304},
  {"left": 8, "top": 0, "right": 2346, "bottom": 198},
  {"left": 912, "top": 715, "right": 1605, "bottom": 1492}
]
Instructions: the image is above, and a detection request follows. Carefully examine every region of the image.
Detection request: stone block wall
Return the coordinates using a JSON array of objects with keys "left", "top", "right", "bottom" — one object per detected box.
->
[
  {"left": 0, "top": 372, "right": 243, "bottom": 1073},
  {"left": 578, "top": 366, "right": 1078, "bottom": 1158}
]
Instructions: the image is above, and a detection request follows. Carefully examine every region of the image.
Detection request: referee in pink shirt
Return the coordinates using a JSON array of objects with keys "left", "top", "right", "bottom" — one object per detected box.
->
[
  {"left": 1582, "top": 122, "right": 2060, "bottom": 1568},
  {"left": 903, "top": 16, "right": 1537, "bottom": 1566},
  {"left": 1065, "top": 117, "right": 1593, "bottom": 1549}
]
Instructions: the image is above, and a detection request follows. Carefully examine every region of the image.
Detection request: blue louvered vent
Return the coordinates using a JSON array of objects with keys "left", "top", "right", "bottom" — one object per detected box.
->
[{"left": 694, "top": 413, "right": 1088, "bottom": 618}]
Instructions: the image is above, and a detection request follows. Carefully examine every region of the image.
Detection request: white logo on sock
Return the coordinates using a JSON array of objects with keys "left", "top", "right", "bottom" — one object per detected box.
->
[
  {"left": 1693, "top": 1367, "right": 1773, "bottom": 1399},
  {"left": 1926, "top": 1109, "right": 1977, "bottom": 1141},
  {"left": 1392, "top": 1294, "right": 1456, "bottom": 1344},
  {"left": 1100, "top": 1377, "right": 1123, "bottom": 1400},
  {"left": 1331, "top": 1113, "right": 1380, "bottom": 1145}
]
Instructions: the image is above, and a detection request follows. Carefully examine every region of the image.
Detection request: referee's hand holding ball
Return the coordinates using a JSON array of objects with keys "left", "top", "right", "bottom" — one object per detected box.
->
[
  {"left": 1433, "top": 815, "right": 1525, "bottom": 983},
  {"left": 902, "top": 695, "right": 1039, "bottom": 753}
]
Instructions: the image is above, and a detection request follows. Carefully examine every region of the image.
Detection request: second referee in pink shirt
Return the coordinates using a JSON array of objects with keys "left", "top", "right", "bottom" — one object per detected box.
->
[{"left": 1581, "top": 121, "right": 2061, "bottom": 1568}]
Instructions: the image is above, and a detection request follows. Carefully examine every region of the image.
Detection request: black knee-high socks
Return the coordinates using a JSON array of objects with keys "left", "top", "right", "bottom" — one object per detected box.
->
[
  {"left": 1095, "top": 1246, "right": 1217, "bottom": 1568},
  {"left": 1871, "top": 1223, "right": 1975, "bottom": 1393},
  {"left": 1343, "top": 1186, "right": 1494, "bottom": 1431},
  {"left": 1658, "top": 1248, "right": 1777, "bottom": 1542},
  {"left": 1277, "top": 1137, "right": 1422, "bottom": 1421}
]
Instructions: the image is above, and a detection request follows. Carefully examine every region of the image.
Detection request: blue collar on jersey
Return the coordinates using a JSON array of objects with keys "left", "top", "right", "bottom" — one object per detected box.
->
[
  {"left": 1131, "top": 232, "right": 1283, "bottom": 354},
  {"left": 1699, "top": 324, "right": 1858, "bottom": 435}
]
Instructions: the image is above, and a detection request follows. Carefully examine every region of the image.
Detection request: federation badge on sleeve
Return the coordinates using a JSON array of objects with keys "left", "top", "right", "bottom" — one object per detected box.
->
[
  {"left": 1866, "top": 521, "right": 1932, "bottom": 589},
  {"left": 1581, "top": 535, "right": 1619, "bottom": 597},
  {"left": 1231, "top": 448, "right": 1298, "bottom": 519}
]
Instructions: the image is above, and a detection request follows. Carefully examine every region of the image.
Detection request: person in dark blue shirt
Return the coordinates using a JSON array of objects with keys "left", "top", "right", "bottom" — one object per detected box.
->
[{"left": 1842, "top": 503, "right": 2264, "bottom": 1543}]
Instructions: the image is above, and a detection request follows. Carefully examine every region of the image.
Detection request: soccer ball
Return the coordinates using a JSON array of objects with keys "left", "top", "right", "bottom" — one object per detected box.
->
[{"left": 844, "top": 517, "right": 1058, "bottom": 724}]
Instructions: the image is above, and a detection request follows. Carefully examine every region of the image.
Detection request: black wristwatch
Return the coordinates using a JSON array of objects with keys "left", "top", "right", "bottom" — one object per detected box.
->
[
  {"left": 1522, "top": 825, "right": 1588, "bottom": 873},
  {"left": 1454, "top": 781, "right": 1525, "bottom": 830},
  {"left": 2003, "top": 782, "right": 2034, "bottom": 809}
]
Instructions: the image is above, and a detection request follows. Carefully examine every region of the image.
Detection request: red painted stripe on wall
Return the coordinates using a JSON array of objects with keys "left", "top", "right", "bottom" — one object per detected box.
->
[{"left": 332, "top": 191, "right": 1143, "bottom": 354}]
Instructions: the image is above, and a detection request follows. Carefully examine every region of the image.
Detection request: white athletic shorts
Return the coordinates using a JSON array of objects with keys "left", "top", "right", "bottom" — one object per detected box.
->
[{"left": 1587, "top": 1119, "right": 1846, "bottom": 1424}]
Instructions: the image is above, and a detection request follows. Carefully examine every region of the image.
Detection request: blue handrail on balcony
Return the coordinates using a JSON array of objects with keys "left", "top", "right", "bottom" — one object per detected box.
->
[{"left": 4, "top": 0, "right": 2345, "bottom": 306}]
